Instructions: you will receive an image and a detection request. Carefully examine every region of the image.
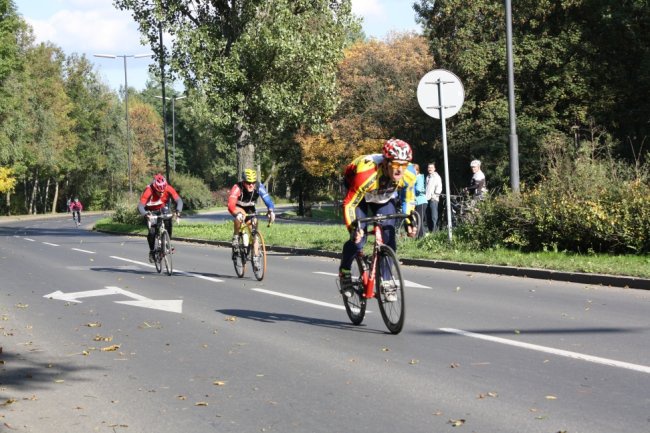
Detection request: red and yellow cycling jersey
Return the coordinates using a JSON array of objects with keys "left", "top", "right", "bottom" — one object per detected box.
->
[{"left": 342, "top": 154, "right": 417, "bottom": 228}]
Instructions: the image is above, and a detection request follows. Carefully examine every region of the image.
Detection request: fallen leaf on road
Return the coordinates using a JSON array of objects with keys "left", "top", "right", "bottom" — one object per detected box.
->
[
  {"left": 448, "top": 419, "right": 465, "bottom": 427},
  {"left": 195, "top": 402, "right": 208, "bottom": 406},
  {"left": 177, "top": 395, "right": 187, "bottom": 400},
  {"left": 225, "top": 316, "right": 237, "bottom": 322},
  {"left": 409, "top": 359, "right": 419, "bottom": 365},
  {"left": 213, "top": 381, "right": 226, "bottom": 386},
  {"left": 1, "top": 399, "right": 17, "bottom": 407},
  {"left": 93, "top": 335, "right": 112, "bottom": 342},
  {"left": 450, "top": 362, "right": 460, "bottom": 368},
  {"left": 545, "top": 395, "right": 557, "bottom": 400},
  {"left": 15, "top": 304, "right": 28, "bottom": 309},
  {"left": 100, "top": 344, "right": 120, "bottom": 352},
  {"left": 86, "top": 322, "right": 101, "bottom": 328}
]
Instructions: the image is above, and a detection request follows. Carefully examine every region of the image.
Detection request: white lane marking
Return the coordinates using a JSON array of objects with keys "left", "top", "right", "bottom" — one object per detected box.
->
[
  {"left": 24, "top": 238, "right": 36, "bottom": 242},
  {"left": 110, "top": 256, "right": 223, "bottom": 283},
  {"left": 43, "top": 242, "right": 60, "bottom": 247},
  {"left": 440, "top": 328, "right": 650, "bottom": 374},
  {"left": 314, "top": 271, "right": 431, "bottom": 289},
  {"left": 44, "top": 286, "right": 182, "bottom": 313},
  {"left": 252, "top": 288, "right": 347, "bottom": 310},
  {"left": 72, "top": 248, "right": 95, "bottom": 254}
]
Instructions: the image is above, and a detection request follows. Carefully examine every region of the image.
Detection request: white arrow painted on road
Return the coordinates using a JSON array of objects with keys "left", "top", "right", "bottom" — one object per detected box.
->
[{"left": 44, "top": 286, "right": 182, "bottom": 313}]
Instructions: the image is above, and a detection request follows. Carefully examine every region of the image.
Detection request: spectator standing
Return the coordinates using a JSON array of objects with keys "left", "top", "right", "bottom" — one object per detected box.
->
[
  {"left": 413, "top": 164, "right": 427, "bottom": 238},
  {"left": 425, "top": 162, "right": 443, "bottom": 232}
]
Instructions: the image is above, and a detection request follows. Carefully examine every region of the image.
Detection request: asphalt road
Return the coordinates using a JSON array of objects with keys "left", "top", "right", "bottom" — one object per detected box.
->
[{"left": 1, "top": 214, "right": 649, "bottom": 433}]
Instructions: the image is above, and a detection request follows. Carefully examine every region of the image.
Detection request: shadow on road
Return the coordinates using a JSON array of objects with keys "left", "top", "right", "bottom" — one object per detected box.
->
[
  {"left": 217, "top": 308, "right": 384, "bottom": 334},
  {"left": 0, "top": 349, "right": 105, "bottom": 400}
]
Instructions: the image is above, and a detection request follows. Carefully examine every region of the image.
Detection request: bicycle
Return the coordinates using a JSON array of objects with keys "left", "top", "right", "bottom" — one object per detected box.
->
[
  {"left": 147, "top": 211, "right": 175, "bottom": 276},
  {"left": 439, "top": 193, "right": 475, "bottom": 228},
  {"left": 71, "top": 210, "right": 81, "bottom": 227},
  {"left": 338, "top": 213, "right": 409, "bottom": 334},
  {"left": 232, "top": 214, "right": 267, "bottom": 281}
]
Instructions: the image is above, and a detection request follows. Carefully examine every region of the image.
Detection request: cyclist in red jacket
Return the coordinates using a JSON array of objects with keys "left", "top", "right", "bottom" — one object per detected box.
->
[
  {"left": 138, "top": 174, "right": 183, "bottom": 263},
  {"left": 69, "top": 197, "right": 83, "bottom": 224}
]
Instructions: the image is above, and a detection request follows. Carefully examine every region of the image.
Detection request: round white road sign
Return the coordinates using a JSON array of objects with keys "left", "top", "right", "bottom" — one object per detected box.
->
[{"left": 417, "top": 69, "right": 465, "bottom": 119}]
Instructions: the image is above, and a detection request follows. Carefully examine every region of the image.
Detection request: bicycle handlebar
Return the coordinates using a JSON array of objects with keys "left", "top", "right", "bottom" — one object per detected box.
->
[{"left": 351, "top": 213, "right": 411, "bottom": 228}]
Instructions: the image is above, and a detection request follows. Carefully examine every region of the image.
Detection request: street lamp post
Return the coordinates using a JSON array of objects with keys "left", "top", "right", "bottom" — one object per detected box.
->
[
  {"left": 155, "top": 94, "right": 186, "bottom": 173},
  {"left": 93, "top": 53, "right": 152, "bottom": 196}
]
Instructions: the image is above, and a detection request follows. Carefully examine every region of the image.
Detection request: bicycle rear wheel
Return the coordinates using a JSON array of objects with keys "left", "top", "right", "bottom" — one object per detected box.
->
[
  {"left": 251, "top": 231, "right": 266, "bottom": 281},
  {"left": 342, "top": 255, "right": 367, "bottom": 325},
  {"left": 233, "top": 233, "right": 247, "bottom": 278},
  {"left": 375, "top": 245, "right": 405, "bottom": 334},
  {"left": 161, "top": 231, "right": 173, "bottom": 276}
]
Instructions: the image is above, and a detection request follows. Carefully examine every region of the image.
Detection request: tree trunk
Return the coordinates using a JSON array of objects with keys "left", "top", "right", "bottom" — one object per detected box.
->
[
  {"left": 29, "top": 170, "right": 39, "bottom": 214},
  {"left": 52, "top": 179, "right": 59, "bottom": 214},
  {"left": 5, "top": 192, "right": 11, "bottom": 216},
  {"left": 235, "top": 121, "right": 256, "bottom": 180},
  {"left": 44, "top": 177, "right": 51, "bottom": 213}
]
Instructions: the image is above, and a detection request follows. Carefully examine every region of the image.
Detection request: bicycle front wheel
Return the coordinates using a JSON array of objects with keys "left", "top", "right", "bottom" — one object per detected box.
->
[
  {"left": 343, "top": 255, "right": 367, "bottom": 325},
  {"left": 233, "top": 233, "right": 247, "bottom": 278},
  {"left": 161, "top": 231, "right": 173, "bottom": 276},
  {"left": 375, "top": 245, "right": 405, "bottom": 334},
  {"left": 154, "top": 236, "right": 163, "bottom": 274},
  {"left": 251, "top": 231, "right": 266, "bottom": 281}
]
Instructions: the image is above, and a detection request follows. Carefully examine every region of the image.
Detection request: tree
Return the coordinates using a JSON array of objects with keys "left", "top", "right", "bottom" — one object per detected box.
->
[
  {"left": 115, "top": 0, "right": 358, "bottom": 181},
  {"left": 297, "top": 34, "right": 436, "bottom": 183},
  {"left": 413, "top": 0, "right": 650, "bottom": 188}
]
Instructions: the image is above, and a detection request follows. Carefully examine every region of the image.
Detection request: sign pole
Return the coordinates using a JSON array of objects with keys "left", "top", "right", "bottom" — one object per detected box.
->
[
  {"left": 436, "top": 78, "right": 454, "bottom": 242},
  {"left": 417, "top": 69, "right": 465, "bottom": 243}
]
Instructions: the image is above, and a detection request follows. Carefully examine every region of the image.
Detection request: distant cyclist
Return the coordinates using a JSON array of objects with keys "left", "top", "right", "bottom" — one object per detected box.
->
[
  {"left": 339, "top": 138, "right": 417, "bottom": 300},
  {"left": 228, "top": 168, "right": 275, "bottom": 248},
  {"left": 69, "top": 197, "right": 83, "bottom": 225},
  {"left": 137, "top": 174, "right": 183, "bottom": 263}
]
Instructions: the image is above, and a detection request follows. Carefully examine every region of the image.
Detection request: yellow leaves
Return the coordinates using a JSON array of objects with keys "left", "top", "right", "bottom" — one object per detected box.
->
[
  {"left": 14, "top": 303, "right": 28, "bottom": 309},
  {"left": 100, "top": 344, "right": 121, "bottom": 352},
  {"left": 545, "top": 395, "right": 558, "bottom": 400},
  {"left": 93, "top": 335, "right": 113, "bottom": 342},
  {"left": 86, "top": 322, "right": 101, "bottom": 328},
  {"left": 477, "top": 391, "right": 498, "bottom": 399},
  {"left": 0, "top": 167, "right": 17, "bottom": 194},
  {"left": 213, "top": 380, "right": 226, "bottom": 386},
  {"left": 225, "top": 316, "right": 237, "bottom": 322},
  {"left": 195, "top": 401, "right": 209, "bottom": 406},
  {"left": 1, "top": 398, "right": 17, "bottom": 407},
  {"left": 408, "top": 359, "right": 419, "bottom": 365}
]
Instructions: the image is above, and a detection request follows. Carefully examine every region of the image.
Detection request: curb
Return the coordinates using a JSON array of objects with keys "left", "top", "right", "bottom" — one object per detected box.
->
[{"left": 111, "top": 232, "right": 650, "bottom": 291}]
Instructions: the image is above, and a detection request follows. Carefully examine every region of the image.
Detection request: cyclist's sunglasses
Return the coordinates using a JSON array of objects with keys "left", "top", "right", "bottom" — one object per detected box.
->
[{"left": 390, "top": 161, "right": 409, "bottom": 169}]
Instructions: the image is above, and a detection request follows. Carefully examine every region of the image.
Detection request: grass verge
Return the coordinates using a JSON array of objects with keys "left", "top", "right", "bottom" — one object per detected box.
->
[{"left": 94, "top": 217, "right": 650, "bottom": 278}]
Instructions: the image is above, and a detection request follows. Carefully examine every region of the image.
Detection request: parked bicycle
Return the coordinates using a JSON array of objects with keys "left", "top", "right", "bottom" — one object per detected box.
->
[
  {"left": 338, "top": 213, "right": 409, "bottom": 334},
  {"left": 439, "top": 193, "right": 475, "bottom": 228},
  {"left": 395, "top": 207, "right": 421, "bottom": 241},
  {"left": 147, "top": 211, "right": 175, "bottom": 276},
  {"left": 232, "top": 214, "right": 268, "bottom": 281}
]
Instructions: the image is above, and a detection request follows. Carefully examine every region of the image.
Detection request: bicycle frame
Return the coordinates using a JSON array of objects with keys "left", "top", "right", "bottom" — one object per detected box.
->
[{"left": 354, "top": 213, "right": 408, "bottom": 299}]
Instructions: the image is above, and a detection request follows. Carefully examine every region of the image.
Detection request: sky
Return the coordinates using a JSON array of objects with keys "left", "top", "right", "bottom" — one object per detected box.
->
[{"left": 13, "top": 0, "right": 421, "bottom": 93}]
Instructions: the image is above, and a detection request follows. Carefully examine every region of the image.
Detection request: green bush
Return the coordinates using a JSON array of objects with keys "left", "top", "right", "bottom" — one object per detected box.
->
[
  {"left": 112, "top": 196, "right": 143, "bottom": 226},
  {"left": 462, "top": 137, "right": 650, "bottom": 254},
  {"left": 171, "top": 172, "right": 215, "bottom": 211}
]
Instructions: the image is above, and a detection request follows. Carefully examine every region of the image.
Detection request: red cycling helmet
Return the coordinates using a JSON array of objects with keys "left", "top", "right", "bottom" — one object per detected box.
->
[
  {"left": 382, "top": 138, "right": 413, "bottom": 161},
  {"left": 152, "top": 174, "right": 167, "bottom": 193}
]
